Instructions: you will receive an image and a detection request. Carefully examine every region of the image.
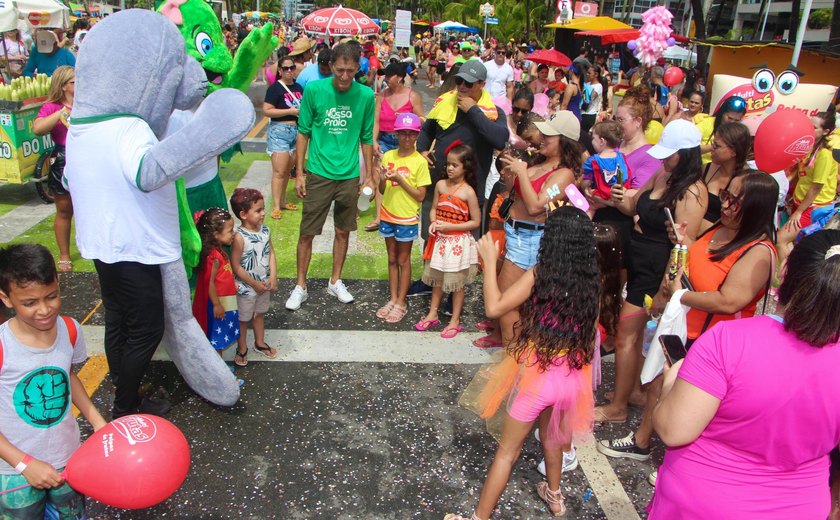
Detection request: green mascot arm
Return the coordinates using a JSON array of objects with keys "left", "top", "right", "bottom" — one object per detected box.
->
[{"left": 224, "top": 23, "right": 279, "bottom": 92}]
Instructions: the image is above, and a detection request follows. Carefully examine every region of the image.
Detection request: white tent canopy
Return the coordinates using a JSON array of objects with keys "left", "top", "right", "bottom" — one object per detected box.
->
[
  {"left": 0, "top": 0, "right": 70, "bottom": 33},
  {"left": 434, "top": 20, "right": 469, "bottom": 32},
  {"left": 664, "top": 45, "right": 697, "bottom": 65}
]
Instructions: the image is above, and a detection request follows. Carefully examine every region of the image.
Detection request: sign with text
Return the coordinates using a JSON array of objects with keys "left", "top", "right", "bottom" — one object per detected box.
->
[
  {"left": 395, "top": 9, "right": 411, "bottom": 48},
  {"left": 574, "top": 1, "right": 598, "bottom": 18},
  {"left": 555, "top": 0, "right": 572, "bottom": 23},
  {"left": 485, "top": 17, "right": 498, "bottom": 24}
]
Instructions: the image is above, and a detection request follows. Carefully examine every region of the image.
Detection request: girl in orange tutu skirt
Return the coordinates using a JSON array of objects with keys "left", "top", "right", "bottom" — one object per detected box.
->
[{"left": 445, "top": 206, "right": 600, "bottom": 520}]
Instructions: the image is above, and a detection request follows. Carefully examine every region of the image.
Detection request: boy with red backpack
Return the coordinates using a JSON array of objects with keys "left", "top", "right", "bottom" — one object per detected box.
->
[{"left": 0, "top": 244, "right": 106, "bottom": 517}]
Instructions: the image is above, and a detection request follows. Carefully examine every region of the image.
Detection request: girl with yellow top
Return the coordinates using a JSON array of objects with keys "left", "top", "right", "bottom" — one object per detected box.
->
[{"left": 786, "top": 105, "right": 839, "bottom": 229}]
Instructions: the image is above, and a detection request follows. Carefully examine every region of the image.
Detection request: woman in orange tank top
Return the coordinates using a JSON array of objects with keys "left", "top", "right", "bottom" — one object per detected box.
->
[{"left": 596, "top": 170, "right": 779, "bottom": 467}]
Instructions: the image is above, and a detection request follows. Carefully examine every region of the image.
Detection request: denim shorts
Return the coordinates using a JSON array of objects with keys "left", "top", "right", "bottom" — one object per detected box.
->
[
  {"left": 267, "top": 122, "right": 298, "bottom": 154},
  {"left": 379, "top": 220, "right": 418, "bottom": 242},
  {"left": 378, "top": 133, "right": 399, "bottom": 153},
  {"left": 504, "top": 220, "right": 544, "bottom": 270}
]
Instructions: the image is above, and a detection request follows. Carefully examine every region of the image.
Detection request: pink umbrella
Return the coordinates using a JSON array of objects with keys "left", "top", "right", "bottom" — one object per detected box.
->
[
  {"left": 300, "top": 5, "right": 380, "bottom": 36},
  {"left": 526, "top": 49, "right": 572, "bottom": 68}
]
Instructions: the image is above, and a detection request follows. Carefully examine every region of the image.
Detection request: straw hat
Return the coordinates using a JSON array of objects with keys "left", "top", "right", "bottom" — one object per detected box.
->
[{"left": 288, "top": 37, "right": 314, "bottom": 56}]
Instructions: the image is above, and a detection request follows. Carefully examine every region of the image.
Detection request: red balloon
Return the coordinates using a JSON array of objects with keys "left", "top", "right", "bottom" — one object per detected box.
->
[
  {"left": 754, "top": 108, "right": 815, "bottom": 173},
  {"left": 663, "top": 67, "right": 684, "bottom": 87},
  {"left": 65, "top": 414, "right": 190, "bottom": 509}
]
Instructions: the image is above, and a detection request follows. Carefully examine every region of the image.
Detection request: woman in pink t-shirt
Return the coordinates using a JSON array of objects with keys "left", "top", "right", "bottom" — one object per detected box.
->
[
  {"left": 651, "top": 230, "right": 840, "bottom": 519},
  {"left": 33, "top": 66, "right": 75, "bottom": 272}
]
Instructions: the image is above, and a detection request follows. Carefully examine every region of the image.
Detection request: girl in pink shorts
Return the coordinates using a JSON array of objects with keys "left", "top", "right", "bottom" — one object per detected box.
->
[{"left": 447, "top": 206, "right": 599, "bottom": 520}]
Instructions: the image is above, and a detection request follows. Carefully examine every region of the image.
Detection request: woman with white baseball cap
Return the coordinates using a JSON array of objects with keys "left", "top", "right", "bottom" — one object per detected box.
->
[{"left": 594, "top": 119, "right": 709, "bottom": 425}]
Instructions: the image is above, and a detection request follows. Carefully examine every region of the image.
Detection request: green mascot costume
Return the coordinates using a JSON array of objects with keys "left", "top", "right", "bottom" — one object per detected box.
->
[{"left": 158, "top": 0, "right": 278, "bottom": 273}]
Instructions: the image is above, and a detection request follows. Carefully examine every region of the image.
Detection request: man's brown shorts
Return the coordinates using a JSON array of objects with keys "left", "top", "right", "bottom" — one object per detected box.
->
[{"left": 300, "top": 172, "right": 359, "bottom": 236}]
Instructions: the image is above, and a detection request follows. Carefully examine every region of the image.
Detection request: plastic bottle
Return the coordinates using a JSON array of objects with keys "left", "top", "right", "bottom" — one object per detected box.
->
[
  {"left": 357, "top": 186, "right": 374, "bottom": 211},
  {"left": 642, "top": 319, "right": 658, "bottom": 356}
]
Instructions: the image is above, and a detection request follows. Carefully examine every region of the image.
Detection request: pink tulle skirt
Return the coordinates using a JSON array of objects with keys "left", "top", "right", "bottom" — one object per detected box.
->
[{"left": 459, "top": 349, "right": 594, "bottom": 449}]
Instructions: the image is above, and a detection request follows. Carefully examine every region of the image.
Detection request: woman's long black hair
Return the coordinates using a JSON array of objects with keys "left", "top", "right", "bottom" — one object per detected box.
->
[
  {"left": 511, "top": 207, "right": 600, "bottom": 371},
  {"left": 655, "top": 146, "right": 704, "bottom": 210}
]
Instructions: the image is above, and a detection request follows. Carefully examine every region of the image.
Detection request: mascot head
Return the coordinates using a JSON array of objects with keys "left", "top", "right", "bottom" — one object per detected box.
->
[
  {"left": 158, "top": 0, "right": 232, "bottom": 93},
  {"left": 73, "top": 9, "right": 207, "bottom": 137}
]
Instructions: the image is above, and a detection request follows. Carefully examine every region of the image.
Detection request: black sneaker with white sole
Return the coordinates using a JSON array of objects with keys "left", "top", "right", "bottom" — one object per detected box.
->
[
  {"left": 596, "top": 432, "right": 651, "bottom": 461},
  {"left": 406, "top": 279, "right": 432, "bottom": 297}
]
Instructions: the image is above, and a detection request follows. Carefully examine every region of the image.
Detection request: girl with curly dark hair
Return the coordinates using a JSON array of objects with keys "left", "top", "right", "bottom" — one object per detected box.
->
[
  {"left": 471, "top": 112, "right": 582, "bottom": 350},
  {"left": 447, "top": 207, "right": 599, "bottom": 520}
]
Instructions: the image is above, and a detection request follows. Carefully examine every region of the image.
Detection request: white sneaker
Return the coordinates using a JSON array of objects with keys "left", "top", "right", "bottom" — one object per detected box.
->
[
  {"left": 536, "top": 448, "right": 578, "bottom": 476},
  {"left": 285, "top": 285, "right": 308, "bottom": 310},
  {"left": 327, "top": 279, "right": 354, "bottom": 303}
]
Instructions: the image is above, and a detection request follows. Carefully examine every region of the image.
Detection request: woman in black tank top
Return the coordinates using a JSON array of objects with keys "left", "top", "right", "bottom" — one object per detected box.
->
[
  {"left": 700, "top": 122, "right": 750, "bottom": 232},
  {"left": 594, "top": 120, "right": 708, "bottom": 424}
]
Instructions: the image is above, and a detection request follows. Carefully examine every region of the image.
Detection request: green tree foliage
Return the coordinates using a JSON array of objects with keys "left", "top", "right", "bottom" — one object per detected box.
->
[{"left": 808, "top": 8, "right": 832, "bottom": 30}]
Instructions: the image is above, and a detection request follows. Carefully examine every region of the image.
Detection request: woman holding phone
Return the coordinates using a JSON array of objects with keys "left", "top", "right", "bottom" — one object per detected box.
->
[
  {"left": 593, "top": 119, "right": 707, "bottom": 425},
  {"left": 598, "top": 170, "right": 778, "bottom": 467},
  {"left": 649, "top": 229, "right": 840, "bottom": 519}
]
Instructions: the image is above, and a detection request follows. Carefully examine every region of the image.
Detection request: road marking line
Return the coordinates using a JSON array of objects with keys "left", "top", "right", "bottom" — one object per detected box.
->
[
  {"left": 73, "top": 301, "right": 107, "bottom": 417},
  {"left": 577, "top": 438, "right": 643, "bottom": 520},
  {"left": 246, "top": 116, "right": 269, "bottom": 139},
  {"left": 79, "top": 326, "right": 494, "bottom": 364}
]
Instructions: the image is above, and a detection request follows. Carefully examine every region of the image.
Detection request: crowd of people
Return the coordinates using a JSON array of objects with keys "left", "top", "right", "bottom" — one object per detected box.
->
[{"left": 1, "top": 16, "right": 839, "bottom": 519}]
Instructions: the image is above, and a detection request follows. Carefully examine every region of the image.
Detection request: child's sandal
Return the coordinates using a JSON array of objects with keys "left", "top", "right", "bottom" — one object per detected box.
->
[
  {"left": 234, "top": 348, "right": 248, "bottom": 367},
  {"left": 537, "top": 481, "right": 567, "bottom": 517},
  {"left": 254, "top": 342, "right": 277, "bottom": 359},
  {"left": 384, "top": 304, "right": 407, "bottom": 324},
  {"left": 376, "top": 302, "right": 395, "bottom": 319}
]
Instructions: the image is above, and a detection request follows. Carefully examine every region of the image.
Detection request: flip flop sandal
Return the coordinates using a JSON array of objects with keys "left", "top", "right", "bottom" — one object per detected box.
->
[
  {"left": 414, "top": 318, "right": 440, "bottom": 331},
  {"left": 594, "top": 407, "right": 627, "bottom": 424},
  {"left": 271, "top": 209, "right": 282, "bottom": 220},
  {"left": 58, "top": 260, "right": 73, "bottom": 272},
  {"left": 364, "top": 221, "right": 380, "bottom": 232},
  {"left": 376, "top": 302, "right": 395, "bottom": 319},
  {"left": 234, "top": 348, "right": 248, "bottom": 367},
  {"left": 384, "top": 304, "right": 407, "bottom": 324},
  {"left": 475, "top": 319, "right": 495, "bottom": 331},
  {"left": 254, "top": 342, "right": 278, "bottom": 359},
  {"left": 440, "top": 325, "right": 463, "bottom": 339},
  {"left": 472, "top": 335, "right": 503, "bottom": 349},
  {"left": 283, "top": 202, "right": 298, "bottom": 210}
]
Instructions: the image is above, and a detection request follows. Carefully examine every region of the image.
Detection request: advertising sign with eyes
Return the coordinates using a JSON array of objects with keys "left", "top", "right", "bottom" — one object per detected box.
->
[{"left": 709, "top": 67, "right": 835, "bottom": 120}]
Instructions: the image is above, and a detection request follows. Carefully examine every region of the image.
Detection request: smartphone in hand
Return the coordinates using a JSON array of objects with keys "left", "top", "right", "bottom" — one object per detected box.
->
[{"left": 659, "top": 334, "right": 687, "bottom": 366}]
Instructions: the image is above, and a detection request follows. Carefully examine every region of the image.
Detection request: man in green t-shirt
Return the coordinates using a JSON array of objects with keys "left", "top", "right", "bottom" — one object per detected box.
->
[{"left": 287, "top": 43, "right": 376, "bottom": 311}]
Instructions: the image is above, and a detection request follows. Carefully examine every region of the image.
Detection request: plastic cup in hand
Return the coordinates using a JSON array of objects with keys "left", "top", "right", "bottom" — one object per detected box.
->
[{"left": 357, "top": 186, "right": 374, "bottom": 211}]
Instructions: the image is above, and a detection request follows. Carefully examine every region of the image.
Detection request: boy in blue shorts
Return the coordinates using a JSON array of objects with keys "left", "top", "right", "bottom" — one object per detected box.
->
[{"left": 0, "top": 244, "right": 107, "bottom": 518}]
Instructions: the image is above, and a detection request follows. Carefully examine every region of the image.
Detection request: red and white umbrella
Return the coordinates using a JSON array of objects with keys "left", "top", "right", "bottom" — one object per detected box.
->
[{"left": 300, "top": 5, "right": 380, "bottom": 36}]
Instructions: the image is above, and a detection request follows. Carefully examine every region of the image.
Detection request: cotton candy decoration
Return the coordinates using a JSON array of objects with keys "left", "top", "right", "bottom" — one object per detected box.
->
[{"left": 628, "top": 6, "right": 674, "bottom": 67}]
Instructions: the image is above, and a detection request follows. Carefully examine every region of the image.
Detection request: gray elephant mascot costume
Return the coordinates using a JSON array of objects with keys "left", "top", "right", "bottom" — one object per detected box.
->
[{"left": 65, "top": 10, "right": 254, "bottom": 416}]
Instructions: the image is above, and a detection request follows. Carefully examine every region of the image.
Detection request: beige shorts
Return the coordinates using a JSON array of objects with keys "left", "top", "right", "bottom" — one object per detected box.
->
[
  {"left": 236, "top": 291, "right": 270, "bottom": 321},
  {"left": 300, "top": 172, "right": 359, "bottom": 236}
]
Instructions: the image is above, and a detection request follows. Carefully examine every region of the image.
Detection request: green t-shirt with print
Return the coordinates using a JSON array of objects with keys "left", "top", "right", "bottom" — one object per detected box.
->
[{"left": 297, "top": 77, "right": 375, "bottom": 181}]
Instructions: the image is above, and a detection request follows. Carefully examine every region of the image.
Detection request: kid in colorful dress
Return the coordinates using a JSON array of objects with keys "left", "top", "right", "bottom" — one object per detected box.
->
[
  {"left": 191, "top": 208, "right": 241, "bottom": 358},
  {"left": 230, "top": 189, "right": 278, "bottom": 367},
  {"left": 415, "top": 142, "right": 480, "bottom": 339},
  {"left": 375, "top": 113, "right": 431, "bottom": 323},
  {"left": 447, "top": 207, "right": 599, "bottom": 520}
]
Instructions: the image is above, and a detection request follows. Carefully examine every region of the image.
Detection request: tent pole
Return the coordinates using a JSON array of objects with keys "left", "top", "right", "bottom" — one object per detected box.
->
[{"left": 791, "top": 0, "right": 812, "bottom": 66}]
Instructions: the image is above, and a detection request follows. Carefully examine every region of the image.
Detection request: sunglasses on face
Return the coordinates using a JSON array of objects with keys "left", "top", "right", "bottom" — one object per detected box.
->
[
  {"left": 719, "top": 188, "right": 743, "bottom": 212},
  {"left": 281, "top": 66, "right": 295, "bottom": 71},
  {"left": 512, "top": 107, "right": 530, "bottom": 114},
  {"left": 454, "top": 77, "right": 475, "bottom": 88}
]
